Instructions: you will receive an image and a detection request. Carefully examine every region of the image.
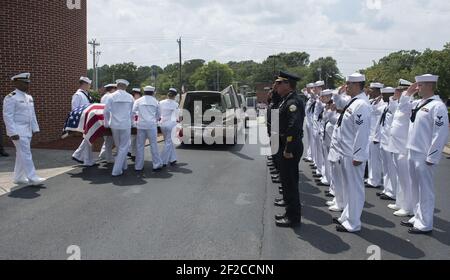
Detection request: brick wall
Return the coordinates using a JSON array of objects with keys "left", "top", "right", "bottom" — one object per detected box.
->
[{"left": 0, "top": 0, "right": 87, "bottom": 145}]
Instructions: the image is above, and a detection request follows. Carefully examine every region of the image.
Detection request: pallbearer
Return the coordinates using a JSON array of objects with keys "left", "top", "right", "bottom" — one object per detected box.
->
[{"left": 160, "top": 88, "right": 180, "bottom": 166}]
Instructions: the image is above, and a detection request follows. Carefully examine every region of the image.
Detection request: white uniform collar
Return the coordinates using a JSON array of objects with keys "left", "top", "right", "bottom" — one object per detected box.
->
[
  {"left": 354, "top": 92, "right": 367, "bottom": 100},
  {"left": 14, "top": 89, "right": 27, "bottom": 95}
]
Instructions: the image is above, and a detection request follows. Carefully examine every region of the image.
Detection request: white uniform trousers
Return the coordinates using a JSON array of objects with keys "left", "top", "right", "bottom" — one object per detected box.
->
[
  {"left": 135, "top": 127, "right": 163, "bottom": 171},
  {"left": 321, "top": 144, "right": 331, "bottom": 185},
  {"left": 160, "top": 121, "right": 178, "bottom": 165},
  {"left": 305, "top": 125, "right": 313, "bottom": 161},
  {"left": 12, "top": 137, "right": 39, "bottom": 182},
  {"left": 367, "top": 142, "right": 383, "bottom": 187},
  {"left": 129, "top": 135, "right": 137, "bottom": 157},
  {"left": 393, "top": 152, "right": 414, "bottom": 213},
  {"left": 99, "top": 136, "right": 114, "bottom": 163},
  {"left": 111, "top": 128, "right": 131, "bottom": 176},
  {"left": 381, "top": 148, "right": 397, "bottom": 198},
  {"left": 72, "top": 138, "right": 94, "bottom": 166},
  {"left": 308, "top": 126, "right": 316, "bottom": 164},
  {"left": 339, "top": 156, "right": 366, "bottom": 232},
  {"left": 330, "top": 160, "right": 345, "bottom": 210},
  {"left": 408, "top": 151, "right": 436, "bottom": 232},
  {"left": 314, "top": 133, "right": 323, "bottom": 175}
]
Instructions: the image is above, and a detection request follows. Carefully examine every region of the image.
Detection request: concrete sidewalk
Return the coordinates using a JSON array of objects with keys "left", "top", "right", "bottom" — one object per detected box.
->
[{"left": 0, "top": 136, "right": 165, "bottom": 196}]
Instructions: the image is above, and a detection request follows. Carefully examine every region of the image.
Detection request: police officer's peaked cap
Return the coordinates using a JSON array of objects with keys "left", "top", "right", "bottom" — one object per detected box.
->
[{"left": 276, "top": 71, "right": 300, "bottom": 82}]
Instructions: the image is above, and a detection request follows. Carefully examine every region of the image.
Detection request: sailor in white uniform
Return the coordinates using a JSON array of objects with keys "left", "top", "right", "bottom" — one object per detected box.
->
[
  {"left": 104, "top": 79, "right": 135, "bottom": 177},
  {"left": 388, "top": 80, "right": 415, "bottom": 217},
  {"left": 366, "top": 82, "right": 385, "bottom": 188},
  {"left": 312, "top": 81, "right": 325, "bottom": 178},
  {"left": 160, "top": 88, "right": 180, "bottom": 166},
  {"left": 402, "top": 74, "right": 449, "bottom": 234},
  {"left": 133, "top": 86, "right": 164, "bottom": 172},
  {"left": 72, "top": 77, "right": 95, "bottom": 167},
  {"left": 2, "top": 73, "right": 46, "bottom": 185},
  {"left": 334, "top": 73, "right": 371, "bottom": 233},
  {"left": 129, "top": 88, "right": 142, "bottom": 161},
  {"left": 98, "top": 83, "right": 117, "bottom": 163},
  {"left": 303, "top": 83, "right": 316, "bottom": 163},
  {"left": 317, "top": 89, "right": 333, "bottom": 187}
]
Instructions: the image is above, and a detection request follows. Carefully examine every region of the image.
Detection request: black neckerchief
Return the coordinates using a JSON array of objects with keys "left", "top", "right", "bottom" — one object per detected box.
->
[
  {"left": 379, "top": 106, "right": 389, "bottom": 127},
  {"left": 81, "top": 90, "right": 94, "bottom": 104},
  {"left": 337, "top": 98, "right": 358, "bottom": 127},
  {"left": 308, "top": 101, "right": 316, "bottom": 114},
  {"left": 411, "top": 99, "right": 435, "bottom": 123}
]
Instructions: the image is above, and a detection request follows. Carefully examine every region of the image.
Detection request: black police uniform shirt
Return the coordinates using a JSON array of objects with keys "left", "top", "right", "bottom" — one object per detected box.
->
[{"left": 279, "top": 92, "right": 305, "bottom": 154}]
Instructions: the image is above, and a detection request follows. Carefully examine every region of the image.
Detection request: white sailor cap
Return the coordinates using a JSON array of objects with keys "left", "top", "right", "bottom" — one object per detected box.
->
[
  {"left": 105, "top": 83, "right": 117, "bottom": 88},
  {"left": 314, "top": 81, "right": 325, "bottom": 87},
  {"left": 169, "top": 88, "right": 178, "bottom": 94},
  {"left": 398, "top": 79, "right": 413, "bottom": 87},
  {"left": 116, "top": 79, "right": 130, "bottom": 87},
  {"left": 370, "top": 82, "right": 384, "bottom": 89},
  {"left": 381, "top": 87, "right": 395, "bottom": 94},
  {"left": 320, "top": 89, "right": 333, "bottom": 97},
  {"left": 415, "top": 74, "right": 439, "bottom": 83},
  {"left": 306, "top": 83, "right": 315, "bottom": 88},
  {"left": 132, "top": 88, "right": 142, "bottom": 93},
  {"left": 346, "top": 73, "right": 366, "bottom": 83},
  {"left": 80, "top": 76, "right": 92, "bottom": 84},
  {"left": 144, "top": 86, "right": 156, "bottom": 92},
  {"left": 11, "top": 72, "right": 31, "bottom": 83}
]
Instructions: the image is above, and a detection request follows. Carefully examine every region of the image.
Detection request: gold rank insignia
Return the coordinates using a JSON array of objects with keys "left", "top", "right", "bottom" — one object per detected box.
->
[{"left": 289, "top": 105, "right": 297, "bottom": 112}]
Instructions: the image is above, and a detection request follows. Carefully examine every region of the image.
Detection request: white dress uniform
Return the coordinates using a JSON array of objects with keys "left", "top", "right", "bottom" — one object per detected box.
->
[
  {"left": 98, "top": 90, "right": 115, "bottom": 163},
  {"left": 160, "top": 98, "right": 179, "bottom": 165},
  {"left": 133, "top": 92, "right": 163, "bottom": 171},
  {"left": 367, "top": 96, "right": 385, "bottom": 187},
  {"left": 406, "top": 77, "right": 449, "bottom": 232},
  {"left": 336, "top": 87, "right": 371, "bottom": 232},
  {"left": 328, "top": 92, "right": 351, "bottom": 211},
  {"left": 104, "top": 88, "right": 135, "bottom": 176},
  {"left": 389, "top": 92, "right": 414, "bottom": 215},
  {"left": 313, "top": 99, "right": 325, "bottom": 175},
  {"left": 377, "top": 91, "right": 398, "bottom": 199},
  {"left": 306, "top": 95, "right": 317, "bottom": 164},
  {"left": 3, "top": 77, "right": 44, "bottom": 184},
  {"left": 72, "top": 86, "right": 94, "bottom": 166}
]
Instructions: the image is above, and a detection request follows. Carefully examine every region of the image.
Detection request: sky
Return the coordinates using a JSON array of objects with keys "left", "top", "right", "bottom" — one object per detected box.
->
[{"left": 87, "top": 0, "right": 450, "bottom": 76}]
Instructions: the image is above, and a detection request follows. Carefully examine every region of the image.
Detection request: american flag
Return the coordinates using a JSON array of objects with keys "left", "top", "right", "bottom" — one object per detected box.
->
[{"left": 63, "top": 104, "right": 106, "bottom": 145}]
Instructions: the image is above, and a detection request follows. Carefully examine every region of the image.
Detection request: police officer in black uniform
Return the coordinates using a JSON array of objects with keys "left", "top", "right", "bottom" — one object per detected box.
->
[
  {"left": 273, "top": 71, "right": 305, "bottom": 228},
  {"left": 267, "top": 88, "right": 283, "bottom": 185}
]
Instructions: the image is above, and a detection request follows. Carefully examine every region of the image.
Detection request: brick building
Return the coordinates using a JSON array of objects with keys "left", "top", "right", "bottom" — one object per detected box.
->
[{"left": 0, "top": 0, "right": 87, "bottom": 145}]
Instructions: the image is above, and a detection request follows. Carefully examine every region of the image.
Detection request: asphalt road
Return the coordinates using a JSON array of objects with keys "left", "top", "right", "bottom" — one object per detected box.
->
[{"left": 0, "top": 125, "right": 449, "bottom": 260}]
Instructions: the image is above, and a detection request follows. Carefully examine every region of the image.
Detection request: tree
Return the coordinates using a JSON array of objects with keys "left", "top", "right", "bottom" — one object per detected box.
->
[
  {"left": 308, "top": 57, "right": 342, "bottom": 89},
  {"left": 190, "top": 61, "right": 234, "bottom": 91}
]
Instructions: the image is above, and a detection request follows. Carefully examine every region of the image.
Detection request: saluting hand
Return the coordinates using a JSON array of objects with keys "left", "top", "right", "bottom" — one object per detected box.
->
[{"left": 406, "top": 83, "right": 419, "bottom": 97}]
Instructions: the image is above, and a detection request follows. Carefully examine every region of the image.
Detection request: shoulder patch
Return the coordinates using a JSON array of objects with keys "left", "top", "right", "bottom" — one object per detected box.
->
[
  {"left": 8, "top": 92, "right": 16, "bottom": 97},
  {"left": 289, "top": 105, "right": 298, "bottom": 112},
  {"left": 436, "top": 116, "right": 444, "bottom": 127}
]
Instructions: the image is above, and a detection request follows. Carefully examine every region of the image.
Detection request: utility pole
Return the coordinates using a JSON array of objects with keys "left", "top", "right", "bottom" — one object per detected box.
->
[
  {"left": 95, "top": 51, "right": 101, "bottom": 91},
  {"left": 177, "top": 37, "right": 182, "bottom": 96},
  {"left": 88, "top": 39, "right": 100, "bottom": 90}
]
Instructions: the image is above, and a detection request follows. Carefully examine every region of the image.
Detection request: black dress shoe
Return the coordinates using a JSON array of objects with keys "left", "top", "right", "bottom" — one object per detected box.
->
[
  {"left": 379, "top": 194, "right": 396, "bottom": 201},
  {"left": 275, "top": 213, "right": 286, "bottom": 220},
  {"left": 318, "top": 182, "right": 330, "bottom": 187},
  {"left": 408, "top": 228, "right": 432, "bottom": 235},
  {"left": 275, "top": 218, "right": 300, "bottom": 228},
  {"left": 376, "top": 192, "right": 383, "bottom": 197},
  {"left": 332, "top": 217, "right": 341, "bottom": 225},
  {"left": 274, "top": 200, "right": 288, "bottom": 207},
  {"left": 400, "top": 221, "right": 414, "bottom": 228},
  {"left": 274, "top": 198, "right": 284, "bottom": 203},
  {"left": 365, "top": 184, "right": 380, "bottom": 189},
  {"left": 0, "top": 150, "right": 9, "bottom": 157},
  {"left": 336, "top": 224, "right": 354, "bottom": 233},
  {"left": 72, "top": 157, "right": 83, "bottom": 164},
  {"left": 270, "top": 170, "right": 280, "bottom": 175},
  {"left": 170, "top": 161, "right": 178, "bottom": 166},
  {"left": 313, "top": 174, "right": 322, "bottom": 178},
  {"left": 267, "top": 156, "right": 273, "bottom": 161},
  {"left": 325, "top": 193, "right": 335, "bottom": 198},
  {"left": 272, "top": 179, "right": 281, "bottom": 184},
  {"left": 271, "top": 175, "right": 280, "bottom": 181}
]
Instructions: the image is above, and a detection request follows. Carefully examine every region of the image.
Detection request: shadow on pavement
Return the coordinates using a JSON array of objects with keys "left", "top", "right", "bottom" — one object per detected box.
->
[
  {"left": 431, "top": 216, "right": 450, "bottom": 246},
  {"left": 358, "top": 228, "right": 426, "bottom": 259},
  {"left": 8, "top": 185, "right": 47, "bottom": 200},
  {"left": 361, "top": 211, "right": 396, "bottom": 228},
  {"left": 295, "top": 223, "right": 351, "bottom": 255}
]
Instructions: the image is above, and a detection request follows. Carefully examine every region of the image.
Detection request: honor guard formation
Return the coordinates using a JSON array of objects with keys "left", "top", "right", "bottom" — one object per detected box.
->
[
  {"left": 2, "top": 70, "right": 449, "bottom": 236},
  {"left": 267, "top": 71, "right": 449, "bottom": 234}
]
